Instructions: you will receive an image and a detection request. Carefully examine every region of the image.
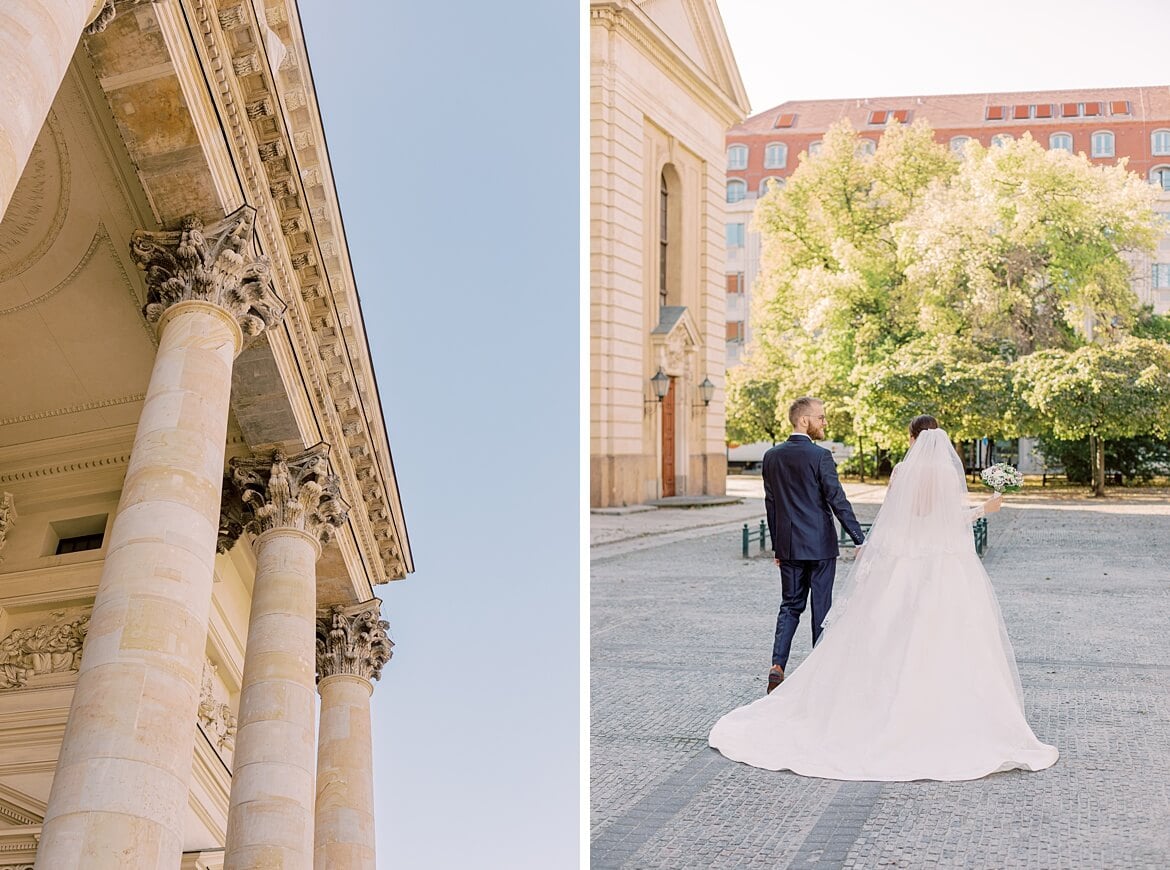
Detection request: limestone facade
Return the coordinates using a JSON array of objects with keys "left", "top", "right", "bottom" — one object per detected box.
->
[
  {"left": 0, "top": 2, "right": 411, "bottom": 867},
  {"left": 590, "top": 0, "right": 750, "bottom": 507}
]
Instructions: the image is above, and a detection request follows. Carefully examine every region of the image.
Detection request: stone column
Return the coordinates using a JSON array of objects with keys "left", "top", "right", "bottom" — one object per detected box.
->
[
  {"left": 313, "top": 601, "right": 393, "bottom": 870},
  {"left": 0, "top": 0, "right": 110, "bottom": 221},
  {"left": 223, "top": 447, "right": 348, "bottom": 870},
  {"left": 36, "top": 207, "right": 284, "bottom": 870}
]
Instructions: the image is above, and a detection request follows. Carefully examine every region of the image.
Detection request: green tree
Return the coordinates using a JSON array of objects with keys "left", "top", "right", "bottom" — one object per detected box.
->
[
  {"left": 725, "top": 363, "right": 783, "bottom": 445},
  {"left": 749, "top": 120, "right": 957, "bottom": 414},
  {"left": 1014, "top": 338, "right": 1170, "bottom": 496},
  {"left": 743, "top": 120, "right": 1163, "bottom": 459},
  {"left": 853, "top": 339, "right": 1024, "bottom": 448},
  {"left": 898, "top": 135, "right": 1160, "bottom": 356}
]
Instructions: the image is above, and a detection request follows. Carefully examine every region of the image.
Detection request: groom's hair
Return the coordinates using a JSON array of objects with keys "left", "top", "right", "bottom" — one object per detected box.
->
[
  {"left": 909, "top": 414, "right": 940, "bottom": 437},
  {"left": 788, "top": 396, "right": 822, "bottom": 426}
]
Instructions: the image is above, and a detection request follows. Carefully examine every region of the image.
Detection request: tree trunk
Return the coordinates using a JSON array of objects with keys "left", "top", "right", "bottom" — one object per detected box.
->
[
  {"left": 858, "top": 436, "right": 866, "bottom": 483},
  {"left": 1091, "top": 433, "right": 1106, "bottom": 497}
]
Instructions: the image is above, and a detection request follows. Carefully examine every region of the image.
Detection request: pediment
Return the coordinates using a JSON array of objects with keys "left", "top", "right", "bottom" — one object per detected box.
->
[
  {"left": 0, "top": 782, "right": 44, "bottom": 827},
  {"left": 649, "top": 305, "right": 701, "bottom": 376},
  {"left": 631, "top": 0, "right": 750, "bottom": 115}
]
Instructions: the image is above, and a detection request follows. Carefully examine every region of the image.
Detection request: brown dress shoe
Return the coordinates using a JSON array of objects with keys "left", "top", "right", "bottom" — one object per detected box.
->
[{"left": 766, "top": 666, "right": 785, "bottom": 694}]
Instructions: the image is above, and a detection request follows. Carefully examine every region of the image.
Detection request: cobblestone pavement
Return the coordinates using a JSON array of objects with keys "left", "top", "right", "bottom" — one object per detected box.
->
[{"left": 590, "top": 480, "right": 1170, "bottom": 869}]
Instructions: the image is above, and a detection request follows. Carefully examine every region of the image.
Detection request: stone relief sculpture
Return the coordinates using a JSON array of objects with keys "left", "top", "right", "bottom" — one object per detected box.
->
[
  {"left": 0, "top": 612, "right": 89, "bottom": 690},
  {"left": 197, "top": 660, "right": 237, "bottom": 753},
  {"left": 0, "top": 492, "right": 14, "bottom": 561}
]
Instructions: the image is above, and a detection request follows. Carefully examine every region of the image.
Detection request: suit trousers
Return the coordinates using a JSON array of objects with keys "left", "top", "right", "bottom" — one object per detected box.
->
[{"left": 771, "top": 558, "right": 836, "bottom": 669}]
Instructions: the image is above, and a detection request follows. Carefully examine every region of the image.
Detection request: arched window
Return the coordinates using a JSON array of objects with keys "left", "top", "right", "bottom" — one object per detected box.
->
[
  {"left": 1091, "top": 131, "right": 1114, "bottom": 157},
  {"left": 726, "top": 180, "right": 746, "bottom": 203},
  {"left": 1153, "top": 130, "right": 1170, "bottom": 156},
  {"left": 763, "top": 142, "right": 788, "bottom": 169},
  {"left": 1150, "top": 166, "right": 1170, "bottom": 191},
  {"left": 856, "top": 139, "right": 876, "bottom": 156},
  {"left": 991, "top": 134, "right": 1014, "bottom": 148},
  {"left": 659, "top": 173, "right": 669, "bottom": 309},
  {"left": 1048, "top": 133, "right": 1073, "bottom": 152},
  {"left": 727, "top": 144, "right": 748, "bottom": 170},
  {"left": 807, "top": 141, "right": 823, "bottom": 157},
  {"left": 759, "top": 177, "right": 785, "bottom": 195},
  {"left": 659, "top": 164, "right": 682, "bottom": 308},
  {"left": 949, "top": 136, "right": 971, "bottom": 153}
]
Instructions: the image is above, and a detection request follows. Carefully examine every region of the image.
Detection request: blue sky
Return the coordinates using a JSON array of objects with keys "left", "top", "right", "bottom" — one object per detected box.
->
[{"left": 298, "top": 2, "right": 580, "bottom": 867}]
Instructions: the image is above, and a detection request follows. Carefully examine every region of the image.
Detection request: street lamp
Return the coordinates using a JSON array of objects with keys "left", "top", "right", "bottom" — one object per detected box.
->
[
  {"left": 650, "top": 368, "right": 670, "bottom": 402},
  {"left": 698, "top": 376, "right": 715, "bottom": 407}
]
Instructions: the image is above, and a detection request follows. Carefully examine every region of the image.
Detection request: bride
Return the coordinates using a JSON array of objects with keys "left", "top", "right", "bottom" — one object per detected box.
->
[{"left": 709, "top": 416, "right": 1058, "bottom": 781}]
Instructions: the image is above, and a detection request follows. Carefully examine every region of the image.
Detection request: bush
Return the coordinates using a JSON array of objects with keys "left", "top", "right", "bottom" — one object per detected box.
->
[{"left": 1034, "top": 435, "right": 1170, "bottom": 483}]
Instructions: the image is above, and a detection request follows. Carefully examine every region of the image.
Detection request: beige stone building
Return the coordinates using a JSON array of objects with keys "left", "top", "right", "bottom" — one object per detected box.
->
[
  {"left": 589, "top": 0, "right": 750, "bottom": 507},
  {"left": 0, "top": 2, "right": 412, "bottom": 868}
]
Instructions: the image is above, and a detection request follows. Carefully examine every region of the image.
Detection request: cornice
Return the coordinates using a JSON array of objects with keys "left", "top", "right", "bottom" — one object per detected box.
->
[
  {"left": 181, "top": 0, "right": 410, "bottom": 582},
  {"left": 591, "top": 1, "right": 746, "bottom": 128}
]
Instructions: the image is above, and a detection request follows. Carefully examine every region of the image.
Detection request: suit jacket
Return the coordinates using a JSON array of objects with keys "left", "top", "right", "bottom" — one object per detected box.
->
[{"left": 763, "top": 435, "right": 865, "bottom": 560}]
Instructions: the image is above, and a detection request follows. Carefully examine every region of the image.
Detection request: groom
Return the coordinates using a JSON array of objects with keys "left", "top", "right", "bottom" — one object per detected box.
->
[{"left": 763, "top": 396, "right": 866, "bottom": 693}]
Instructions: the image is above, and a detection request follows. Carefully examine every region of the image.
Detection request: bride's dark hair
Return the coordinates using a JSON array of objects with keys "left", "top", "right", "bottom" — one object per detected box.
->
[{"left": 909, "top": 415, "right": 940, "bottom": 438}]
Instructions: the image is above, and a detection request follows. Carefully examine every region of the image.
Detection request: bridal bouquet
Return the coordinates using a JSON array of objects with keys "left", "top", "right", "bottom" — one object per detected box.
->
[{"left": 980, "top": 462, "right": 1023, "bottom": 493}]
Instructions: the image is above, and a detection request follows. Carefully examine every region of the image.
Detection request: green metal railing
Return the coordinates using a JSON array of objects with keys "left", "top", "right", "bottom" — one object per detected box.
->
[{"left": 744, "top": 517, "right": 990, "bottom": 558}]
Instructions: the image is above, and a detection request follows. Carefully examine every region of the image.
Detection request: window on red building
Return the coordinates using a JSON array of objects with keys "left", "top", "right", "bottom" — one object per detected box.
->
[
  {"left": 985, "top": 106, "right": 1005, "bottom": 121},
  {"left": 1034, "top": 104, "right": 1053, "bottom": 118},
  {"left": 1110, "top": 100, "right": 1131, "bottom": 115},
  {"left": 1083, "top": 102, "right": 1102, "bottom": 117},
  {"left": 774, "top": 113, "right": 797, "bottom": 128},
  {"left": 892, "top": 109, "right": 910, "bottom": 123},
  {"left": 1012, "top": 105, "right": 1030, "bottom": 120},
  {"left": 1091, "top": 131, "right": 1114, "bottom": 157},
  {"left": 868, "top": 110, "right": 888, "bottom": 125},
  {"left": 1061, "top": 103, "right": 1079, "bottom": 117}
]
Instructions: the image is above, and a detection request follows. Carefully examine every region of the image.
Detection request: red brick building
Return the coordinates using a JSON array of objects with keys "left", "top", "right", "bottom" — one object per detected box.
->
[{"left": 727, "top": 86, "right": 1170, "bottom": 197}]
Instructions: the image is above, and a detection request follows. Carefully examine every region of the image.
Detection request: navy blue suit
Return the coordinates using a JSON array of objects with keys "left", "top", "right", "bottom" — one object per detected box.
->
[{"left": 763, "top": 435, "right": 865, "bottom": 669}]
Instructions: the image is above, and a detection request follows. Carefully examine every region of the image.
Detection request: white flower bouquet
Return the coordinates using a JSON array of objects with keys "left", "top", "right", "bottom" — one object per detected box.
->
[{"left": 980, "top": 462, "right": 1024, "bottom": 493}]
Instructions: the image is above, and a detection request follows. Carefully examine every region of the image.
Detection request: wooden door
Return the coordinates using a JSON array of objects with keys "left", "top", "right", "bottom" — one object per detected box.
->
[{"left": 661, "top": 376, "right": 676, "bottom": 497}]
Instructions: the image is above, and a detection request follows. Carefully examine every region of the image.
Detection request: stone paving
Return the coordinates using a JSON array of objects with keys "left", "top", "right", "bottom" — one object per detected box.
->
[{"left": 590, "top": 478, "right": 1170, "bottom": 869}]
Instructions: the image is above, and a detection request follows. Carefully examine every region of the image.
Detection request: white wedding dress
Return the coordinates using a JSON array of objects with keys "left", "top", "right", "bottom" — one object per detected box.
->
[{"left": 709, "top": 429, "right": 1058, "bottom": 781}]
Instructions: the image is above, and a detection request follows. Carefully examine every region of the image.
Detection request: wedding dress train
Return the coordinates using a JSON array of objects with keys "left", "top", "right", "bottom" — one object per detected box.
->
[{"left": 709, "top": 430, "right": 1058, "bottom": 781}]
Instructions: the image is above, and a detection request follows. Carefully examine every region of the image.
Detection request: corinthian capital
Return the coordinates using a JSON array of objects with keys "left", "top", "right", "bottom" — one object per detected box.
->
[
  {"left": 316, "top": 600, "right": 393, "bottom": 683},
  {"left": 228, "top": 444, "right": 349, "bottom": 548},
  {"left": 85, "top": 1, "right": 159, "bottom": 35},
  {"left": 130, "top": 205, "right": 286, "bottom": 337},
  {"left": 0, "top": 493, "right": 14, "bottom": 561}
]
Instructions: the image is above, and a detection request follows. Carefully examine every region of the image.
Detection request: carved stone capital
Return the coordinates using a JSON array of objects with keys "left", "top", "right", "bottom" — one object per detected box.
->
[
  {"left": 226, "top": 444, "right": 348, "bottom": 549},
  {"left": 316, "top": 600, "right": 393, "bottom": 684},
  {"left": 130, "top": 205, "right": 286, "bottom": 338},
  {"left": 84, "top": 0, "right": 158, "bottom": 35},
  {"left": 0, "top": 493, "right": 14, "bottom": 561}
]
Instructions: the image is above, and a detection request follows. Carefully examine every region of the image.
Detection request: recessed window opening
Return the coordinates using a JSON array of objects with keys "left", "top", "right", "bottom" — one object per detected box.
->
[{"left": 46, "top": 514, "right": 108, "bottom": 557}]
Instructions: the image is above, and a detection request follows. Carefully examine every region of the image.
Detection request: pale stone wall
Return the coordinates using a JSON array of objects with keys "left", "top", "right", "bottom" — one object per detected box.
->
[{"left": 590, "top": 0, "right": 748, "bottom": 507}]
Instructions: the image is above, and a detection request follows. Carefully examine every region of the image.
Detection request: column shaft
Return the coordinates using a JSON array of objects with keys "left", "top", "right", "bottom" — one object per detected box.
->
[
  {"left": 224, "top": 528, "right": 320, "bottom": 870},
  {"left": 0, "top": 0, "right": 102, "bottom": 221},
  {"left": 314, "top": 674, "right": 377, "bottom": 870},
  {"left": 37, "top": 301, "right": 243, "bottom": 869}
]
